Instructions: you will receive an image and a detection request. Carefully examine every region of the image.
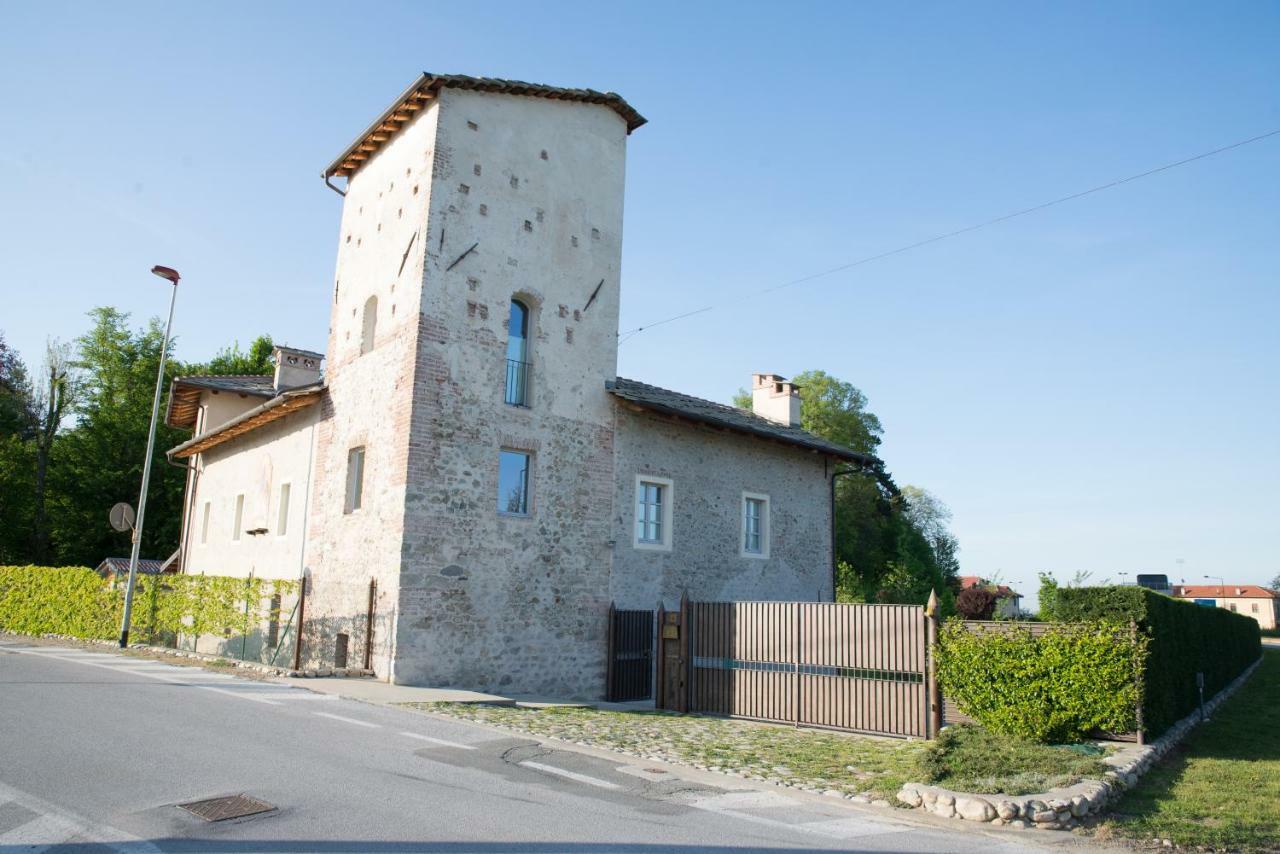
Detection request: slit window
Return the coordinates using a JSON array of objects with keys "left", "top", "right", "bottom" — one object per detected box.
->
[
  {"left": 277, "top": 483, "right": 291, "bottom": 536},
  {"left": 232, "top": 494, "right": 244, "bottom": 542},
  {"left": 200, "top": 501, "right": 210, "bottom": 545},
  {"left": 345, "top": 447, "right": 365, "bottom": 513},
  {"left": 360, "top": 295, "right": 378, "bottom": 355}
]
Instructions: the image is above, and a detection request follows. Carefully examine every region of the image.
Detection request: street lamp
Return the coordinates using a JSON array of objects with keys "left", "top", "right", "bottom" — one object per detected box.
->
[
  {"left": 1203, "top": 575, "right": 1225, "bottom": 598},
  {"left": 118, "top": 265, "right": 180, "bottom": 648}
]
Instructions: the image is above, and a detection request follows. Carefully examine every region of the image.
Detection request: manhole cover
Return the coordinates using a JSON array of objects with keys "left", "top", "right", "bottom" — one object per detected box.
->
[{"left": 178, "top": 794, "right": 276, "bottom": 822}]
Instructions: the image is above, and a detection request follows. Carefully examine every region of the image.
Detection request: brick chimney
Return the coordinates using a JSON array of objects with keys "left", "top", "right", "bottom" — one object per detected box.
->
[
  {"left": 273, "top": 345, "right": 323, "bottom": 391},
  {"left": 751, "top": 373, "right": 802, "bottom": 427}
]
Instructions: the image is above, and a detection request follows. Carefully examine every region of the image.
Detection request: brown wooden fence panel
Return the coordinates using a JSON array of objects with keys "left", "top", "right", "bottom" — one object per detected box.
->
[{"left": 687, "top": 600, "right": 929, "bottom": 739}]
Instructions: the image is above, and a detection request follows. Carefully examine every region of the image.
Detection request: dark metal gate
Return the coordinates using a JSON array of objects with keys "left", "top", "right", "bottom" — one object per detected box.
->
[{"left": 606, "top": 605, "right": 654, "bottom": 701}]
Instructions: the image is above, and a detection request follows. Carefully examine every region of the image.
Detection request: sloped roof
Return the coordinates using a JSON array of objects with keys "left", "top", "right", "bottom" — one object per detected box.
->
[
  {"left": 166, "top": 375, "right": 277, "bottom": 429},
  {"left": 1174, "top": 585, "right": 1278, "bottom": 599},
  {"left": 958, "top": 575, "right": 1019, "bottom": 598},
  {"left": 96, "top": 557, "right": 166, "bottom": 576},
  {"left": 325, "top": 72, "right": 647, "bottom": 180},
  {"left": 607, "top": 377, "right": 877, "bottom": 465},
  {"left": 167, "top": 383, "right": 324, "bottom": 460}
]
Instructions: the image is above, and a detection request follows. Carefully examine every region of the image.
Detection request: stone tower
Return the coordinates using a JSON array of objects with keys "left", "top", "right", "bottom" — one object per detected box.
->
[{"left": 306, "top": 75, "right": 644, "bottom": 695}]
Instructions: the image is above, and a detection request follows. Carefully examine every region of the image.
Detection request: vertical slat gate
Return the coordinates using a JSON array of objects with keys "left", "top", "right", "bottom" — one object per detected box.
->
[
  {"left": 607, "top": 608, "right": 654, "bottom": 701},
  {"left": 685, "top": 600, "right": 929, "bottom": 738}
]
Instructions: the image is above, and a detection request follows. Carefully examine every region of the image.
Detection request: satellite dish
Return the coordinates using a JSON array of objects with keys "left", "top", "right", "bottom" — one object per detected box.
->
[{"left": 109, "top": 502, "right": 136, "bottom": 533}]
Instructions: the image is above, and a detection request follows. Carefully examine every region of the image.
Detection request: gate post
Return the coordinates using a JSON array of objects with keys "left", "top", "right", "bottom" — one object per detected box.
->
[
  {"left": 605, "top": 602, "right": 616, "bottom": 702},
  {"left": 679, "top": 591, "right": 692, "bottom": 713},
  {"left": 925, "top": 589, "right": 942, "bottom": 738},
  {"left": 654, "top": 600, "right": 666, "bottom": 708}
]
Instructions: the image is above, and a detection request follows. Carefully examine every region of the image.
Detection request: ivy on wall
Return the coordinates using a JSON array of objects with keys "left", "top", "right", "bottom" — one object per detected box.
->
[
  {"left": 936, "top": 619, "right": 1146, "bottom": 744},
  {"left": 0, "top": 565, "right": 298, "bottom": 644}
]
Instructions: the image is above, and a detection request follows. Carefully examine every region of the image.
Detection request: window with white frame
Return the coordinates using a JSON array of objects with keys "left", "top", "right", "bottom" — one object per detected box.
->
[
  {"left": 741, "top": 492, "right": 770, "bottom": 558},
  {"left": 232, "top": 494, "right": 245, "bottom": 542},
  {"left": 200, "top": 501, "right": 210, "bottom": 545},
  {"left": 277, "top": 482, "right": 291, "bottom": 536},
  {"left": 497, "top": 449, "right": 531, "bottom": 515},
  {"left": 633, "top": 475, "right": 673, "bottom": 551},
  {"left": 345, "top": 447, "right": 365, "bottom": 513}
]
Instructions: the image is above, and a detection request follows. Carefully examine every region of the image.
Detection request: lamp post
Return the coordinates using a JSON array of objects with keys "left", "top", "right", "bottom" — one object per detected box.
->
[
  {"left": 118, "top": 265, "right": 180, "bottom": 648},
  {"left": 1204, "top": 575, "right": 1225, "bottom": 599}
]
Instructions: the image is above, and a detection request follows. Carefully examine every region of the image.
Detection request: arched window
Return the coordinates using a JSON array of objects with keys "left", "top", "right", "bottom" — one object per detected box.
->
[
  {"left": 360, "top": 295, "right": 378, "bottom": 355},
  {"left": 504, "top": 298, "right": 529, "bottom": 405}
]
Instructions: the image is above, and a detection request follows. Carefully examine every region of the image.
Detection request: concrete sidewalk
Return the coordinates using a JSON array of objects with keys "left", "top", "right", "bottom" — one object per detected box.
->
[{"left": 273, "top": 675, "right": 598, "bottom": 709}]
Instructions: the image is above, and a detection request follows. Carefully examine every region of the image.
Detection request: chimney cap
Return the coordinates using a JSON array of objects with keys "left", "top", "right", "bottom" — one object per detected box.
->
[{"left": 272, "top": 344, "right": 325, "bottom": 362}]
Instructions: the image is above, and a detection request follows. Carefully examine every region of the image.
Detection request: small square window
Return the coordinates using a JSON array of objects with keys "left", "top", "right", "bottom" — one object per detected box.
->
[
  {"left": 633, "top": 475, "right": 673, "bottom": 551},
  {"left": 345, "top": 447, "right": 365, "bottom": 513},
  {"left": 741, "top": 493, "right": 770, "bottom": 559},
  {"left": 498, "top": 450, "right": 530, "bottom": 515}
]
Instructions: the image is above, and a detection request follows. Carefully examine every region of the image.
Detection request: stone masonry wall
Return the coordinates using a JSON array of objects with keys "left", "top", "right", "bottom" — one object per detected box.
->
[
  {"left": 610, "top": 406, "right": 834, "bottom": 609},
  {"left": 394, "top": 88, "right": 628, "bottom": 699}
]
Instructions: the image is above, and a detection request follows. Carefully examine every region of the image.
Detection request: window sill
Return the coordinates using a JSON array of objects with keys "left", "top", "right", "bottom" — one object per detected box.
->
[{"left": 633, "top": 540, "right": 672, "bottom": 553}]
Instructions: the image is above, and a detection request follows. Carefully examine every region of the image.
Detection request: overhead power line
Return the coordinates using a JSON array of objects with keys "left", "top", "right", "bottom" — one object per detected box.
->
[{"left": 617, "top": 127, "right": 1280, "bottom": 344}]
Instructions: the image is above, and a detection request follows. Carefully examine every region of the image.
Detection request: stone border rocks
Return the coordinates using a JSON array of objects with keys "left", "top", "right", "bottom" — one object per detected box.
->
[{"left": 896, "top": 657, "right": 1262, "bottom": 830}]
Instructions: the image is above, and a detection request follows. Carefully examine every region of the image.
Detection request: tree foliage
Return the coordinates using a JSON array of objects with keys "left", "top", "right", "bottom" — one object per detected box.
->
[
  {"left": 0, "top": 313, "right": 274, "bottom": 567},
  {"left": 955, "top": 587, "right": 998, "bottom": 620},
  {"left": 735, "top": 370, "right": 959, "bottom": 613}
]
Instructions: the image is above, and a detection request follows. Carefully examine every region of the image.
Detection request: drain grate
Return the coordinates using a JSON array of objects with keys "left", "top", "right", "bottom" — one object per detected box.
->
[{"left": 178, "top": 794, "right": 276, "bottom": 822}]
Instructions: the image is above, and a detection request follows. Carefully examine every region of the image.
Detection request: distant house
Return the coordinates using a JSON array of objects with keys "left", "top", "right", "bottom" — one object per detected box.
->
[
  {"left": 95, "top": 556, "right": 175, "bottom": 587},
  {"left": 958, "top": 575, "right": 1022, "bottom": 618},
  {"left": 1172, "top": 584, "right": 1279, "bottom": 631}
]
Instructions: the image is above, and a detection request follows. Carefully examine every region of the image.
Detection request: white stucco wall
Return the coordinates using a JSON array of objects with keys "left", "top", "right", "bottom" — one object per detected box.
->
[{"left": 183, "top": 404, "right": 320, "bottom": 581}]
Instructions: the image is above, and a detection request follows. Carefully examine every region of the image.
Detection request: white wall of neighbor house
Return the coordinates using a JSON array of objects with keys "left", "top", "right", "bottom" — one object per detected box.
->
[
  {"left": 182, "top": 405, "right": 321, "bottom": 581},
  {"left": 1174, "top": 594, "right": 1279, "bottom": 630},
  {"left": 610, "top": 406, "right": 834, "bottom": 609},
  {"left": 392, "top": 87, "right": 628, "bottom": 698},
  {"left": 199, "top": 389, "right": 268, "bottom": 433}
]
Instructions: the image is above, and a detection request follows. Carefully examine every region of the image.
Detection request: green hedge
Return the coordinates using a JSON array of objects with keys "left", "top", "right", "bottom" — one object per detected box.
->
[
  {"left": 936, "top": 620, "right": 1145, "bottom": 743},
  {"left": 0, "top": 565, "right": 298, "bottom": 643},
  {"left": 1054, "top": 586, "right": 1261, "bottom": 737}
]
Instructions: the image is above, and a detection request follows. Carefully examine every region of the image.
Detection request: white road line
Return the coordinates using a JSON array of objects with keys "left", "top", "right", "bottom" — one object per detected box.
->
[
  {"left": 313, "top": 711, "right": 380, "bottom": 728},
  {"left": 6, "top": 647, "right": 282, "bottom": 705},
  {"left": 518, "top": 760, "right": 621, "bottom": 790},
  {"left": 0, "top": 811, "right": 83, "bottom": 847},
  {"left": 398, "top": 731, "right": 476, "bottom": 749},
  {"left": 0, "top": 781, "right": 162, "bottom": 853},
  {"left": 246, "top": 691, "right": 339, "bottom": 701},
  {"left": 687, "top": 793, "right": 910, "bottom": 840}
]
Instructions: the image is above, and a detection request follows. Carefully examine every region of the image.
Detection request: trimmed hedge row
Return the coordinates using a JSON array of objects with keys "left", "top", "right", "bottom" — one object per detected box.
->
[
  {"left": 1054, "top": 586, "right": 1261, "bottom": 737},
  {"left": 0, "top": 565, "right": 298, "bottom": 644},
  {"left": 936, "top": 620, "right": 1145, "bottom": 743}
]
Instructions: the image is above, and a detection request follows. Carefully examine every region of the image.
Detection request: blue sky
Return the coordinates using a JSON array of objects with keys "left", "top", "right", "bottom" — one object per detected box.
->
[{"left": 2, "top": 1, "right": 1277, "bottom": 605}]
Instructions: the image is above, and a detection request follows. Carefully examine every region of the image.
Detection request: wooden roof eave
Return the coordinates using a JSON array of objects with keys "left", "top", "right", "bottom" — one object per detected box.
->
[{"left": 167, "top": 387, "right": 323, "bottom": 459}]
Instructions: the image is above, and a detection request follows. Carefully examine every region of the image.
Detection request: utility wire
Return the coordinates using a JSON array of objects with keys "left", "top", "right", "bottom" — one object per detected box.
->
[{"left": 618, "top": 127, "right": 1280, "bottom": 342}]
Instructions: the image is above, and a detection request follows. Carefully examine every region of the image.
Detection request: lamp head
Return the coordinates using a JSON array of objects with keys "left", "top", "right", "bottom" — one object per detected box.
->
[{"left": 151, "top": 265, "right": 180, "bottom": 285}]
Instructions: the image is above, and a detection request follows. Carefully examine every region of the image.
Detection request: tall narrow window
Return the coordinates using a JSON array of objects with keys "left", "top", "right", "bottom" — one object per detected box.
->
[
  {"left": 232, "top": 494, "right": 244, "bottom": 541},
  {"left": 360, "top": 295, "right": 378, "bottom": 355},
  {"left": 200, "top": 502, "right": 211, "bottom": 545},
  {"left": 505, "top": 298, "right": 530, "bottom": 406},
  {"left": 277, "top": 483, "right": 291, "bottom": 536},
  {"left": 498, "top": 450, "right": 530, "bottom": 515},
  {"left": 345, "top": 447, "right": 365, "bottom": 513},
  {"left": 741, "top": 493, "right": 770, "bottom": 558},
  {"left": 633, "top": 475, "right": 673, "bottom": 551}
]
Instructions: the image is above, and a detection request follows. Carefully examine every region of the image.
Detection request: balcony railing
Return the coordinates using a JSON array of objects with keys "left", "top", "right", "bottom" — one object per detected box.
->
[{"left": 505, "top": 359, "right": 531, "bottom": 406}]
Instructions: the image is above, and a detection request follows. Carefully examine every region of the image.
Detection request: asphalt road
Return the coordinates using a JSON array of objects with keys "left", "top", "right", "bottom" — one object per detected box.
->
[{"left": 0, "top": 640, "right": 1097, "bottom": 853}]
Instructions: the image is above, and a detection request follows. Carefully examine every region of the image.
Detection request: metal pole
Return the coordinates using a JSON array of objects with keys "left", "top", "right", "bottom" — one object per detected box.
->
[{"left": 119, "top": 275, "right": 178, "bottom": 648}]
